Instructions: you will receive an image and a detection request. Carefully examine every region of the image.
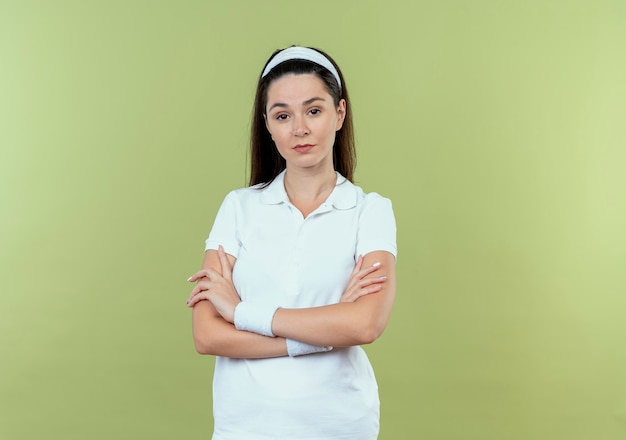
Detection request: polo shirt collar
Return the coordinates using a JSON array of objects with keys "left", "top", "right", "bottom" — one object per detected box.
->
[{"left": 260, "top": 170, "right": 357, "bottom": 210}]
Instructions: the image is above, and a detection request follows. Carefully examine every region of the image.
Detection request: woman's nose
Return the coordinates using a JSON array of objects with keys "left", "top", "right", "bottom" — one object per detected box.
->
[{"left": 293, "top": 117, "right": 309, "bottom": 136}]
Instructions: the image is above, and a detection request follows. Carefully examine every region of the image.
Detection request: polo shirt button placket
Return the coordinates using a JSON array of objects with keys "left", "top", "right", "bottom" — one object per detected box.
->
[
  {"left": 291, "top": 222, "right": 304, "bottom": 296},
  {"left": 293, "top": 227, "right": 302, "bottom": 269}
]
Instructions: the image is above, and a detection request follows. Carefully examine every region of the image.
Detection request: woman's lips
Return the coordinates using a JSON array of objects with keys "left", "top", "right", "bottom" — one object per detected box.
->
[{"left": 294, "top": 144, "right": 314, "bottom": 153}]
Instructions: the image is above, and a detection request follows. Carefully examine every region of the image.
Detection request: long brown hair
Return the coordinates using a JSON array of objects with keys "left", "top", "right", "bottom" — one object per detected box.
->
[{"left": 249, "top": 47, "right": 356, "bottom": 187}]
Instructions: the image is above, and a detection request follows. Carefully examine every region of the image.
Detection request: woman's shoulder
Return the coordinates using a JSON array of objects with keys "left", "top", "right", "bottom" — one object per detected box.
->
[
  {"left": 349, "top": 181, "right": 394, "bottom": 209},
  {"left": 218, "top": 181, "right": 280, "bottom": 208},
  {"left": 219, "top": 185, "right": 256, "bottom": 202}
]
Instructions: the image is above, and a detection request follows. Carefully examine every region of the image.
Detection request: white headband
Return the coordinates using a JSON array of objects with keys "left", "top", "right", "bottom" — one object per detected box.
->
[{"left": 261, "top": 46, "right": 342, "bottom": 90}]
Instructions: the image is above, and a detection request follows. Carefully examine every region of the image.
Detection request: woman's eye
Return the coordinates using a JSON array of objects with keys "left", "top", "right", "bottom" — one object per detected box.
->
[
  {"left": 308, "top": 108, "right": 321, "bottom": 116},
  {"left": 276, "top": 114, "right": 289, "bottom": 121}
]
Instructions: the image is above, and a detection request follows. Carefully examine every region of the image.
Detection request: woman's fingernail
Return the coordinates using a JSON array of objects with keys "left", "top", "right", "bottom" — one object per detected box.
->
[
  {"left": 187, "top": 277, "right": 192, "bottom": 282},
  {"left": 379, "top": 275, "right": 387, "bottom": 280},
  {"left": 372, "top": 262, "right": 381, "bottom": 267}
]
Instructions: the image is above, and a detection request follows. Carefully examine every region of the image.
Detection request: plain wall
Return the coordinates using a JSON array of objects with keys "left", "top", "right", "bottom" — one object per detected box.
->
[{"left": 1, "top": 1, "right": 625, "bottom": 439}]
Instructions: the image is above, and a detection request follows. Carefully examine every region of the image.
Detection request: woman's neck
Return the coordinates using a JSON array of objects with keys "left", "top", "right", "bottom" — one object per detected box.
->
[{"left": 283, "top": 167, "right": 337, "bottom": 217}]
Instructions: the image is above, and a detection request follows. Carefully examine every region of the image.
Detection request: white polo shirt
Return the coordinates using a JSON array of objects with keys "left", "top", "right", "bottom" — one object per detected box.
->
[{"left": 205, "top": 170, "right": 397, "bottom": 440}]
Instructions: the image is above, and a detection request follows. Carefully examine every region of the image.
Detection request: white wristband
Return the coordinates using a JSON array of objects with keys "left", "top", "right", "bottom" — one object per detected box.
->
[
  {"left": 234, "top": 302, "right": 278, "bottom": 337},
  {"left": 286, "top": 339, "right": 333, "bottom": 357}
]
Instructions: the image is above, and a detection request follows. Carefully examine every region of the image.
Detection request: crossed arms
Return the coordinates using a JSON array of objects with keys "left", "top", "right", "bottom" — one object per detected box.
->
[{"left": 188, "top": 246, "right": 396, "bottom": 359}]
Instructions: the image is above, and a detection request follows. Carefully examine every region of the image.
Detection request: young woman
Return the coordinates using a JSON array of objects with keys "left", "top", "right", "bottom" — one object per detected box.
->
[{"left": 187, "top": 46, "right": 397, "bottom": 440}]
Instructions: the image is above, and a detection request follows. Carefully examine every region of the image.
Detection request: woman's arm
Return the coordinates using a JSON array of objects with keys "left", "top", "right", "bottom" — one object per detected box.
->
[
  {"left": 190, "top": 248, "right": 396, "bottom": 349},
  {"left": 191, "top": 249, "right": 288, "bottom": 358},
  {"left": 271, "top": 250, "right": 396, "bottom": 347}
]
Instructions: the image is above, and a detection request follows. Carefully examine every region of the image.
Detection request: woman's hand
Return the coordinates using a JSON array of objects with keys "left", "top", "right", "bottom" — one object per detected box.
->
[
  {"left": 187, "top": 245, "right": 240, "bottom": 323},
  {"left": 340, "top": 255, "right": 387, "bottom": 303}
]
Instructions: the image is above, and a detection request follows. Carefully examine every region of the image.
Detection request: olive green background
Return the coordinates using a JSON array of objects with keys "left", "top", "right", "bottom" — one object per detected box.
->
[{"left": 1, "top": 1, "right": 625, "bottom": 439}]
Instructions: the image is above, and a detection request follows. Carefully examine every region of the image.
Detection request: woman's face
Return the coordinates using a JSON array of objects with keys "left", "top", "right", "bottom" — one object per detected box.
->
[{"left": 264, "top": 73, "right": 345, "bottom": 173}]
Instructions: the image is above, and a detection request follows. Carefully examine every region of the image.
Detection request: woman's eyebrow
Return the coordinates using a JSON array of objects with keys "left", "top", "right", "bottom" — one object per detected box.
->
[
  {"left": 268, "top": 102, "right": 288, "bottom": 112},
  {"left": 268, "top": 97, "right": 326, "bottom": 113},
  {"left": 302, "top": 96, "right": 325, "bottom": 106}
]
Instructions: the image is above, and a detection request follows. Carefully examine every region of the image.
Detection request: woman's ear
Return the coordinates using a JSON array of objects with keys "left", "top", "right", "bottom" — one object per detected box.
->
[{"left": 335, "top": 99, "right": 347, "bottom": 131}]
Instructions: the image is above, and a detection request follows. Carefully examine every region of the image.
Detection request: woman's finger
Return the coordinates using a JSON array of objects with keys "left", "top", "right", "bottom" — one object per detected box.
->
[
  {"left": 345, "top": 261, "right": 382, "bottom": 290},
  {"left": 340, "top": 271, "right": 387, "bottom": 303},
  {"left": 188, "top": 282, "right": 210, "bottom": 301},
  {"left": 187, "top": 291, "right": 210, "bottom": 307},
  {"left": 355, "top": 283, "right": 383, "bottom": 298},
  {"left": 191, "top": 282, "right": 210, "bottom": 294},
  {"left": 342, "top": 283, "right": 383, "bottom": 303},
  {"left": 351, "top": 255, "right": 364, "bottom": 276},
  {"left": 356, "top": 262, "right": 381, "bottom": 279},
  {"left": 357, "top": 275, "right": 387, "bottom": 288},
  {"left": 188, "top": 267, "right": 222, "bottom": 282},
  {"left": 187, "top": 269, "right": 210, "bottom": 282}
]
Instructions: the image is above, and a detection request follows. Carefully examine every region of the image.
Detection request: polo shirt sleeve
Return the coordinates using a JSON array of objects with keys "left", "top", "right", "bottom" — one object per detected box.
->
[
  {"left": 205, "top": 190, "right": 242, "bottom": 259},
  {"left": 356, "top": 194, "right": 397, "bottom": 259}
]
